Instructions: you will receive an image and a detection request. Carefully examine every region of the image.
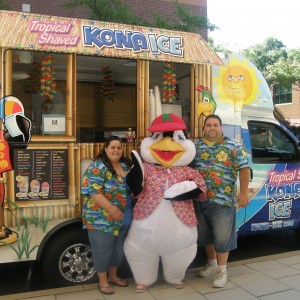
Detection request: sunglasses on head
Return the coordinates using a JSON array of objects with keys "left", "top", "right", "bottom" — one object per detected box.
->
[{"left": 105, "top": 136, "right": 124, "bottom": 143}]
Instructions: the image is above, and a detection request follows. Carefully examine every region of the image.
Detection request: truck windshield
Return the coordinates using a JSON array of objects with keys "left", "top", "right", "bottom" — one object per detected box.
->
[{"left": 249, "top": 122, "right": 296, "bottom": 163}]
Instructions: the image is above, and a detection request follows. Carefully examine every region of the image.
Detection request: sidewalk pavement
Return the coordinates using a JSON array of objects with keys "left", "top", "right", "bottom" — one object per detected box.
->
[{"left": 2, "top": 250, "right": 300, "bottom": 300}]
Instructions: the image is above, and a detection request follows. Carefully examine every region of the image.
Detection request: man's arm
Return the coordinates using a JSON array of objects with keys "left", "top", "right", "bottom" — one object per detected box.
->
[{"left": 237, "top": 167, "right": 250, "bottom": 208}]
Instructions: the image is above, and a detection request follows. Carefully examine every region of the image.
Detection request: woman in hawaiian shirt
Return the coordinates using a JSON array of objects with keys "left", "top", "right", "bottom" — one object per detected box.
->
[{"left": 81, "top": 136, "right": 133, "bottom": 295}]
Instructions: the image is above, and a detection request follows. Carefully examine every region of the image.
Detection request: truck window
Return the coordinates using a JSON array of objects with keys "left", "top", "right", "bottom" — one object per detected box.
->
[
  {"left": 11, "top": 50, "right": 67, "bottom": 136},
  {"left": 149, "top": 61, "right": 191, "bottom": 135},
  {"left": 76, "top": 55, "right": 138, "bottom": 141},
  {"left": 10, "top": 50, "right": 193, "bottom": 142},
  {"left": 249, "top": 122, "right": 296, "bottom": 163}
]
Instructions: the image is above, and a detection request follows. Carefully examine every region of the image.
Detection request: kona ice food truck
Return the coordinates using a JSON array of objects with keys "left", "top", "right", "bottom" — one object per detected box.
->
[
  {"left": 0, "top": 9, "right": 299, "bottom": 286},
  {"left": 208, "top": 53, "right": 300, "bottom": 239}
]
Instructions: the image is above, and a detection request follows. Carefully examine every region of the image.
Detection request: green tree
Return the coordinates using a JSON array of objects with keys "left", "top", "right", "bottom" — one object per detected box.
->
[
  {"left": 64, "top": 0, "right": 142, "bottom": 25},
  {"left": 64, "top": 0, "right": 216, "bottom": 33},
  {"left": 267, "top": 49, "right": 300, "bottom": 91},
  {"left": 151, "top": 1, "right": 217, "bottom": 32},
  {"left": 242, "top": 37, "right": 300, "bottom": 99},
  {"left": 242, "top": 37, "right": 288, "bottom": 83},
  {"left": 0, "top": 0, "right": 10, "bottom": 10},
  {"left": 242, "top": 37, "right": 289, "bottom": 99},
  {"left": 208, "top": 37, "right": 231, "bottom": 55}
]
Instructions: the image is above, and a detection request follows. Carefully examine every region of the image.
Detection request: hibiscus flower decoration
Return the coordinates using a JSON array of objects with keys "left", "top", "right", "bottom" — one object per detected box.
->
[
  {"left": 162, "top": 62, "right": 177, "bottom": 103},
  {"left": 40, "top": 54, "right": 57, "bottom": 99},
  {"left": 100, "top": 67, "right": 115, "bottom": 102}
]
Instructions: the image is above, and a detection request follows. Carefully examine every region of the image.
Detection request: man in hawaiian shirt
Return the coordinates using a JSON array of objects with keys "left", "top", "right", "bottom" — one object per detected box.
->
[{"left": 193, "top": 114, "right": 250, "bottom": 288}]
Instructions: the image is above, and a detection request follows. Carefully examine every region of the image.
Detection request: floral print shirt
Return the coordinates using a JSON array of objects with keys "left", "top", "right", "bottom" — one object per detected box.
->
[
  {"left": 134, "top": 163, "right": 206, "bottom": 226},
  {"left": 81, "top": 159, "right": 131, "bottom": 236},
  {"left": 193, "top": 136, "right": 249, "bottom": 207}
]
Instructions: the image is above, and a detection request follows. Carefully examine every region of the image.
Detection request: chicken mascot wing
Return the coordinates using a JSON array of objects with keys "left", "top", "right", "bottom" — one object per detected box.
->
[{"left": 124, "top": 113, "right": 206, "bottom": 293}]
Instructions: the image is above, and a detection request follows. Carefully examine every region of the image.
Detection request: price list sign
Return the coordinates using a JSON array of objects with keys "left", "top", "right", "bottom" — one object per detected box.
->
[{"left": 14, "top": 149, "right": 69, "bottom": 200}]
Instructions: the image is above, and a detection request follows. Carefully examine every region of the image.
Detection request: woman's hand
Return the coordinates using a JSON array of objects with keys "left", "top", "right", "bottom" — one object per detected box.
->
[{"left": 108, "top": 205, "right": 124, "bottom": 221}]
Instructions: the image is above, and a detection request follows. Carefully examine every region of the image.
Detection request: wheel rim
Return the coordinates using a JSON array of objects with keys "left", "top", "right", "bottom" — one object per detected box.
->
[{"left": 58, "top": 243, "right": 95, "bottom": 282}]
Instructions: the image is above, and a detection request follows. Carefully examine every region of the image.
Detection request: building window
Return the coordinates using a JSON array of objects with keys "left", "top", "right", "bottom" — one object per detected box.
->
[
  {"left": 274, "top": 85, "right": 292, "bottom": 104},
  {"left": 22, "top": 4, "right": 30, "bottom": 12}
]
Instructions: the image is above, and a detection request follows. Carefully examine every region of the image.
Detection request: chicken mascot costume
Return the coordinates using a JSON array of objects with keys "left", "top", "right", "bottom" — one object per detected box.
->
[{"left": 125, "top": 113, "right": 206, "bottom": 293}]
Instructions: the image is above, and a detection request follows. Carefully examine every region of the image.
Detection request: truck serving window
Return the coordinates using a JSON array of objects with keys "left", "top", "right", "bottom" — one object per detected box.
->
[
  {"left": 249, "top": 122, "right": 296, "bottom": 163},
  {"left": 11, "top": 50, "right": 67, "bottom": 136}
]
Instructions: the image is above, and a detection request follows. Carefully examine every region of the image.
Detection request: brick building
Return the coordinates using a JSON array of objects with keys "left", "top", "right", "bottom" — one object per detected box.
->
[
  {"left": 7, "top": 0, "right": 208, "bottom": 39},
  {"left": 274, "top": 85, "right": 300, "bottom": 138}
]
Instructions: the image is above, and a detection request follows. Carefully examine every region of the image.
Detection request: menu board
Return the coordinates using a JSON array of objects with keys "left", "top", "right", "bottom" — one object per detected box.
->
[{"left": 13, "top": 149, "right": 69, "bottom": 201}]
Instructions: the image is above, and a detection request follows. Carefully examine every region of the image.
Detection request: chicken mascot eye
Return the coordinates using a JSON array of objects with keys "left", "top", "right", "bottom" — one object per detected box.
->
[
  {"left": 173, "top": 130, "right": 186, "bottom": 141},
  {"left": 152, "top": 132, "right": 163, "bottom": 140}
]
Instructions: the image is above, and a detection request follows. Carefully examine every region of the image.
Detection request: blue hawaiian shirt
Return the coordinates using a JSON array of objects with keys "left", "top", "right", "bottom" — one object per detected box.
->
[
  {"left": 81, "top": 159, "right": 132, "bottom": 236},
  {"left": 193, "top": 136, "right": 249, "bottom": 207}
]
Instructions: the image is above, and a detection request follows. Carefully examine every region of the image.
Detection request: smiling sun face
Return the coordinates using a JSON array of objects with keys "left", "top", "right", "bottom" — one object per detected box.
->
[{"left": 214, "top": 55, "right": 260, "bottom": 111}]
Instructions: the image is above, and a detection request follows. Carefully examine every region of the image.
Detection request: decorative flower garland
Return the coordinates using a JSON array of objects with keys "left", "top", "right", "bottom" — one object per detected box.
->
[
  {"left": 162, "top": 62, "right": 177, "bottom": 103},
  {"left": 40, "top": 54, "right": 57, "bottom": 99},
  {"left": 100, "top": 67, "right": 115, "bottom": 102}
]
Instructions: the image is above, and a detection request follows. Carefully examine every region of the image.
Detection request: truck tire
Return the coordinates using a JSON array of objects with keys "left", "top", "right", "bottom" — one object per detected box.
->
[{"left": 41, "top": 228, "right": 96, "bottom": 286}]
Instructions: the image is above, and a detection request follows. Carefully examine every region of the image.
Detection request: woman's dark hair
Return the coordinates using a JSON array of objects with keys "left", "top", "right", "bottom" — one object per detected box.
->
[
  {"left": 95, "top": 136, "right": 132, "bottom": 176},
  {"left": 203, "top": 114, "right": 222, "bottom": 127}
]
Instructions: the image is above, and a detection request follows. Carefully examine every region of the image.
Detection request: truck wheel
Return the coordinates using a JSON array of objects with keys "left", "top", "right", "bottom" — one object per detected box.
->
[{"left": 41, "top": 229, "right": 96, "bottom": 286}]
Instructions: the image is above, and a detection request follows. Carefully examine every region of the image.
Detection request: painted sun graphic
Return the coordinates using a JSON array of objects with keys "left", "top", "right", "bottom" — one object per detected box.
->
[{"left": 214, "top": 55, "right": 260, "bottom": 111}]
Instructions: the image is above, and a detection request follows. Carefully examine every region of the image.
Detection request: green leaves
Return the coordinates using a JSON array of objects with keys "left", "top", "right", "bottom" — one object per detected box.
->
[
  {"left": 0, "top": 227, "right": 38, "bottom": 259},
  {"left": 241, "top": 37, "right": 300, "bottom": 92},
  {"left": 0, "top": 0, "right": 10, "bottom": 10},
  {"left": 63, "top": 0, "right": 216, "bottom": 33},
  {"left": 1, "top": 199, "right": 51, "bottom": 259}
]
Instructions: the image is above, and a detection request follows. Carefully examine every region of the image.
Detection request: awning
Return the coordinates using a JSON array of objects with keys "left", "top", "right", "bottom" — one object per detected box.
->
[
  {"left": 0, "top": 10, "right": 223, "bottom": 66},
  {"left": 288, "top": 119, "right": 300, "bottom": 127}
]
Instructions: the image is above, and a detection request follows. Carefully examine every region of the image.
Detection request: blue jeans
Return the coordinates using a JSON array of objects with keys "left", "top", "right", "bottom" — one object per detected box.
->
[
  {"left": 196, "top": 201, "right": 237, "bottom": 253},
  {"left": 88, "top": 225, "right": 129, "bottom": 272}
]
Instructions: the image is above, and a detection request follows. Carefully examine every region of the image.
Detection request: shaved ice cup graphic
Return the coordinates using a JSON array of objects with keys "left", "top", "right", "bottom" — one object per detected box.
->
[
  {"left": 30, "top": 179, "right": 40, "bottom": 197},
  {"left": 41, "top": 182, "right": 50, "bottom": 197},
  {"left": 17, "top": 176, "right": 29, "bottom": 197}
]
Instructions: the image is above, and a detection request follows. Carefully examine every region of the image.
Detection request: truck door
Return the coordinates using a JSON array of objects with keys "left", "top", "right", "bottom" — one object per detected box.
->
[{"left": 239, "top": 121, "right": 300, "bottom": 237}]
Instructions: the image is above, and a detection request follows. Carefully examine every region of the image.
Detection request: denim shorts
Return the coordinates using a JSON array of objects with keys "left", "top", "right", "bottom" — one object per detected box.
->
[
  {"left": 87, "top": 225, "right": 129, "bottom": 272},
  {"left": 196, "top": 201, "right": 237, "bottom": 252}
]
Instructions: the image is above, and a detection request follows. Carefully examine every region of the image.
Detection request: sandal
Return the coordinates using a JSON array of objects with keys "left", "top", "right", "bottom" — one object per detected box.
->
[
  {"left": 136, "top": 283, "right": 148, "bottom": 293},
  {"left": 109, "top": 279, "right": 128, "bottom": 287},
  {"left": 172, "top": 282, "right": 184, "bottom": 289},
  {"left": 98, "top": 285, "right": 114, "bottom": 295}
]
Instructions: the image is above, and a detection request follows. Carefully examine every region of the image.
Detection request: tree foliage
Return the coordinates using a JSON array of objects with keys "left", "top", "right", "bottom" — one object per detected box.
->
[
  {"left": 208, "top": 37, "right": 231, "bottom": 55},
  {"left": 241, "top": 38, "right": 300, "bottom": 91},
  {"left": 64, "top": 0, "right": 217, "bottom": 33},
  {"left": 211, "top": 36, "right": 300, "bottom": 96},
  {"left": 266, "top": 49, "right": 300, "bottom": 90},
  {"left": 64, "top": 0, "right": 142, "bottom": 25},
  {"left": 242, "top": 38, "right": 288, "bottom": 83},
  {"left": 0, "top": 0, "right": 10, "bottom": 10},
  {"left": 151, "top": 2, "right": 217, "bottom": 32}
]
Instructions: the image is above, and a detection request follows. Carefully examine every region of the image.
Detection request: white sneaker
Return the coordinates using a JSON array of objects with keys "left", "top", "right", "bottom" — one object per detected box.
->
[
  {"left": 197, "top": 263, "right": 217, "bottom": 278},
  {"left": 212, "top": 270, "right": 227, "bottom": 288}
]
